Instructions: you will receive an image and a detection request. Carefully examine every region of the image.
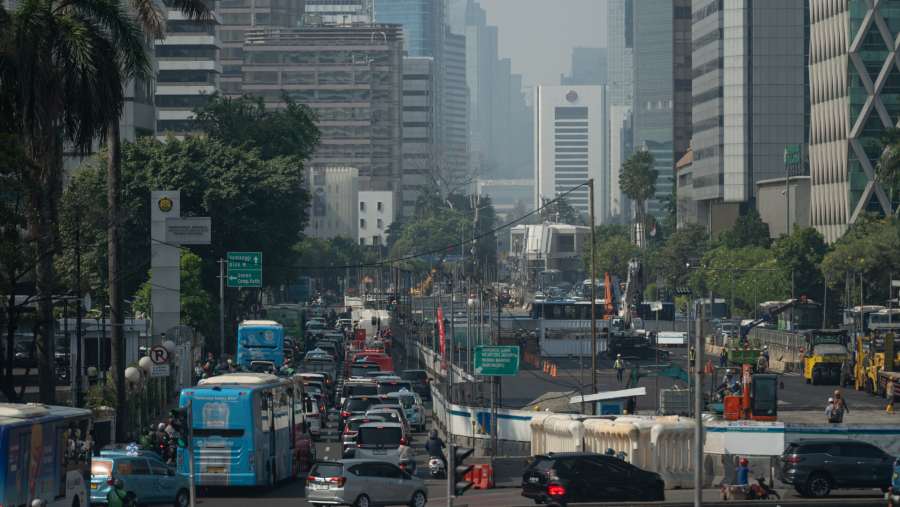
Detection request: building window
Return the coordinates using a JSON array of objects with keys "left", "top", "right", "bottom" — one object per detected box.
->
[
  {"left": 376, "top": 202, "right": 383, "bottom": 212},
  {"left": 360, "top": 201, "right": 366, "bottom": 212},
  {"left": 377, "top": 218, "right": 383, "bottom": 229},
  {"left": 359, "top": 238, "right": 366, "bottom": 245},
  {"left": 360, "top": 218, "right": 366, "bottom": 229},
  {"left": 372, "top": 235, "right": 381, "bottom": 246}
]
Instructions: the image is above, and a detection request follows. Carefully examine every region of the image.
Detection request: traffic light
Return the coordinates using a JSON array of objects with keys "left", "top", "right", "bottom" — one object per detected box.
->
[
  {"left": 452, "top": 445, "right": 474, "bottom": 496},
  {"left": 169, "top": 405, "right": 191, "bottom": 448}
]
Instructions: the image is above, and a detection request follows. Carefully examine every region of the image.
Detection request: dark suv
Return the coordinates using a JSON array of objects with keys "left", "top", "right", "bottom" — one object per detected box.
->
[
  {"left": 521, "top": 452, "right": 664, "bottom": 505},
  {"left": 778, "top": 439, "right": 893, "bottom": 497}
]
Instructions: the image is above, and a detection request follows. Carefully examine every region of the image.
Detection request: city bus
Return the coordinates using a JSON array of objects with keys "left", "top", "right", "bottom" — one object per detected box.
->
[
  {"left": 0, "top": 403, "right": 93, "bottom": 507},
  {"left": 236, "top": 320, "right": 285, "bottom": 370},
  {"left": 177, "top": 373, "right": 313, "bottom": 486}
]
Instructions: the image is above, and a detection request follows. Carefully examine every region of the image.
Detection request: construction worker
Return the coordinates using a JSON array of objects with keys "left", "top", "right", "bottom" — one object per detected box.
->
[
  {"left": 614, "top": 354, "right": 625, "bottom": 383},
  {"left": 756, "top": 352, "right": 768, "bottom": 373},
  {"left": 829, "top": 390, "right": 849, "bottom": 423},
  {"left": 719, "top": 348, "right": 728, "bottom": 368},
  {"left": 887, "top": 381, "right": 895, "bottom": 413}
]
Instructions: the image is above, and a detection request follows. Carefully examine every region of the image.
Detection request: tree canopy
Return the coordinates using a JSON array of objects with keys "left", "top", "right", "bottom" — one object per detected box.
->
[{"left": 718, "top": 208, "right": 771, "bottom": 249}]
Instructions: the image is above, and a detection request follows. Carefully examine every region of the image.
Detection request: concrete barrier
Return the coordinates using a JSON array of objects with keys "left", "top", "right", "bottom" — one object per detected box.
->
[
  {"left": 649, "top": 417, "right": 695, "bottom": 489},
  {"left": 530, "top": 413, "right": 585, "bottom": 454}
]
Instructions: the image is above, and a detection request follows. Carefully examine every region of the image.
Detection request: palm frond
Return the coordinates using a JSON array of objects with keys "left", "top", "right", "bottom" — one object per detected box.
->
[
  {"left": 129, "top": 0, "right": 165, "bottom": 39},
  {"left": 69, "top": 0, "right": 151, "bottom": 79},
  {"left": 168, "top": 0, "right": 212, "bottom": 22}
]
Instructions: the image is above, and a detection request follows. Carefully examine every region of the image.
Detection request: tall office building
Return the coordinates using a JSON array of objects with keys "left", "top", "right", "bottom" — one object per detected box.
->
[
  {"left": 687, "top": 0, "right": 806, "bottom": 234},
  {"left": 400, "top": 57, "right": 436, "bottom": 218},
  {"left": 306, "top": 166, "right": 360, "bottom": 240},
  {"left": 607, "top": 0, "right": 633, "bottom": 108},
  {"left": 631, "top": 0, "right": 691, "bottom": 219},
  {"left": 443, "top": 30, "right": 471, "bottom": 185},
  {"left": 241, "top": 26, "right": 404, "bottom": 194},
  {"left": 154, "top": 9, "right": 221, "bottom": 137},
  {"left": 609, "top": 105, "right": 632, "bottom": 220},
  {"left": 303, "top": 0, "right": 373, "bottom": 24},
  {"left": 374, "top": 0, "right": 441, "bottom": 57},
  {"left": 534, "top": 86, "right": 607, "bottom": 224},
  {"left": 561, "top": 47, "right": 608, "bottom": 86},
  {"left": 810, "top": 1, "right": 897, "bottom": 242},
  {"left": 217, "top": 0, "right": 303, "bottom": 96}
]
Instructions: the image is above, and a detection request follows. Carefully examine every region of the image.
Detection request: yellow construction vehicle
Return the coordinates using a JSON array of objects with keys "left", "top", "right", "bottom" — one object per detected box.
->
[
  {"left": 802, "top": 329, "right": 850, "bottom": 385},
  {"left": 854, "top": 328, "right": 899, "bottom": 395}
]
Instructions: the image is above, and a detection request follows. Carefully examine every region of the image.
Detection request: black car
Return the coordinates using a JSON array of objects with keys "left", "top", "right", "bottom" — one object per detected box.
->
[
  {"left": 400, "top": 369, "right": 431, "bottom": 400},
  {"left": 778, "top": 439, "right": 893, "bottom": 497},
  {"left": 521, "top": 452, "right": 664, "bottom": 505}
]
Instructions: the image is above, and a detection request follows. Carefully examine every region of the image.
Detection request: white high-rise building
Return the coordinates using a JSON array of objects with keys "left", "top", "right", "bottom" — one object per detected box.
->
[{"left": 534, "top": 86, "right": 607, "bottom": 224}]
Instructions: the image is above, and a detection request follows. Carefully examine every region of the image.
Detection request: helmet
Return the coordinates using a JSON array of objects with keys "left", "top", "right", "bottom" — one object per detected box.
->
[
  {"left": 828, "top": 397, "right": 834, "bottom": 403},
  {"left": 430, "top": 430, "right": 438, "bottom": 439},
  {"left": 158, "top": 423, "right": 166, "bottom": 431},
  {"left": 763, "top": 345, "right": 768, "bottom": 350},
  {"left": 739, "top": 457, "right": 748, "bottom": 466},
  {"left": 605, "top": 448, "right": 615, "bottom": 456}
]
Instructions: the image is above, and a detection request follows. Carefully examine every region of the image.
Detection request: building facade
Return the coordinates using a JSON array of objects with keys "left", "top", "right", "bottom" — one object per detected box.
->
[
  {"left": 304, "top": 0, "right": 373, "bottom": 25},
  {"left": 534, "top": 86, "right": 607, "bottom": 224},
  {"left": 561, "top": 47, "right": 608, "bottom": 86},
  {"left": 443, "top": 30, "right": 471, "bottom": 185},
  {"left": 241, "top": 26, "right": 404, "bottom": 195},
  {"left": 373, "top": 0, "right": 440, "bottom": 58},
  {"left": 608, "top": 104, "right": 632, "bottom": 221},
  {"left": 809, "top": 0, "right": 897, "bottom": 242},
  {"left": 306, "top": 166, "right": 360, "bottom": 239},
  {"left": 217, "top": 0, "right": 303, "bottom": 96},
  {"left": 400, "top": 57, "right": 435, "bottom": 218},
  {"left": 358, "top": 190, "right": 395, "bottom": 246},
  {"left": 154, "top": 9, "right": 221, "bottom": 137},
  {"left": 607, "top": 0, "right": 633, "bottom": 109},
  {"left": 687, "top": 0, "right": 806, "bottom": 234}
]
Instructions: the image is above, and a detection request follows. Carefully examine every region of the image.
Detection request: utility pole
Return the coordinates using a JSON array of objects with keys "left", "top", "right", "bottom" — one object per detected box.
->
[
  {"left": 588, "top": 179, "right": 598, "bottom": 408},
  {"left": 218, "top": 258, "right": 225, "bottom": 356},
  {"left": 446, "top": 271, "right": 455, "bottom": 507},
  {"left": 694, "top": 298, "right": 705, "bottom": 507},
  {"left": 74, "top": 205, "right": 84, "bottom": 407}
]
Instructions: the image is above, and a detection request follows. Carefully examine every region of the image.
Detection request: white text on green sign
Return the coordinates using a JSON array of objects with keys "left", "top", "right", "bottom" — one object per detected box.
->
[{"left": 474, "top": 345, "right": 520, "bottom": 376}]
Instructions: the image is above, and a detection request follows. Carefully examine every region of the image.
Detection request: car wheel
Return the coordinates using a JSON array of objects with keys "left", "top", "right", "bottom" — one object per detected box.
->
[
  {"left": 409, "top": 490, "right": 427, "bottom": 507},
  {"left": 805, "top": 473, "right": 831, "bottom": 498},
  {"left": 174, "top": 489, "right": 189, "bottom": 507},
  {"left": 354, "top": 494, "right": 371, "bottom": 507}
]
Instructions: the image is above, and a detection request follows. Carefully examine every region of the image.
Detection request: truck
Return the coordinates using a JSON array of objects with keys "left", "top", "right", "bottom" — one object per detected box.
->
[
  {"left": 855, "top": 323, "right": 900, "bottom": 395},
  {"left": 802, "top": 329, "right": 850, "bottom": 385}
]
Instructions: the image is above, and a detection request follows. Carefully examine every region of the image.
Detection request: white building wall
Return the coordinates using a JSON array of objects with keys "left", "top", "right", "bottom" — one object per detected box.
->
[
  {"left": 358, "top": 190, "right": 395, "bottom": 246},
  {"left": 306, "top": 167, "right": 360, "bottom": 240},
  {"left": 534, "top": 85, "right": 607, "bottom": 224}
]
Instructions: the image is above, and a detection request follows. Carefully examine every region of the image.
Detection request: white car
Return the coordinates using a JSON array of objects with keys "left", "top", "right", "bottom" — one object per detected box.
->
[{"left": 387, "top": 389, "right": 426, "bottom": 432}]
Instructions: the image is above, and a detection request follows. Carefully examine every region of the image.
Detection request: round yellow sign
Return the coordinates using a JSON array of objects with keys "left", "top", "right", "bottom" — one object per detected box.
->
[{"left": 158, "top": 196, "right": 173, "bottom": 212}]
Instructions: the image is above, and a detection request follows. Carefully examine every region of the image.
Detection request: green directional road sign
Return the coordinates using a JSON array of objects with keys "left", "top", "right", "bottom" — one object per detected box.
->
[
  {"left": 227, "top": 251, "right": 262, "bottom": 287},
  {"left": 474, "top": 345, "right": 520, "bottom": 376},
  {"left": 784, "top": 144, "right": 802, "bottom": 166}
]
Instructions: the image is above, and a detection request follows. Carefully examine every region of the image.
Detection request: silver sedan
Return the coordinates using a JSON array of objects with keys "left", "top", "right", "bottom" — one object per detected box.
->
[{"left": 306, "top": 459, "right": 427, "bottom": 507}]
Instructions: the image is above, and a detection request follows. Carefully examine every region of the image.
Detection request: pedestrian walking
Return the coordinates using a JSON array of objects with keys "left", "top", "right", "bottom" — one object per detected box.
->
[
  {"left": 719, "top": 348, "right": 728, "bottom": 368},
  {"left": 828, "top": 390, "right": 849, "bottom": 423},
  {"left": 614, "top": 354, "right": 625, "bottom": 383},
  {"left": 887, "top": 381, "right": 895, "bottom": 414}
]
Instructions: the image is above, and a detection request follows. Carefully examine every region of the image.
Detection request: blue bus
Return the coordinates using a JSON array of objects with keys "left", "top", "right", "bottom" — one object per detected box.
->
[
  {"left": 0, "top": 403, "right": 93, "bottom": 507},
  {"left": 236, "top": 320, "right": 285, "bottom": 370},
  {"left": 177, "top": 373, "right": 314, "bottom": 487}
]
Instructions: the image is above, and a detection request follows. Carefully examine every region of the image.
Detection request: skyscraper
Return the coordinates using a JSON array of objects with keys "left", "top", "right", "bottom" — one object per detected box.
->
[
  {"left": 443, "top": 30, "right": 471, "bottom": 186},
  {"left": 400, "top": 57, "right": 436, "bottom": 217},
  {"left": 810, "top": 1, "right": 897, "bottom": 242},
  {"left": 607, "top": 0, "right": 633, "bottom": 108},
  {"left": 534, "top": 86, "right": 607, "bottom": 224},
  {"left": 154, "top": 9, "right": 221, "bottom": 137},
  {"left": 241, "top": 25, "right": 404, "bottom": 195},
  {"left": 217, "top": 0, "right": 304, "bottom": 96},
  {"left": 373, "top": 0, "right": 441, "bottom": 57},
  {"left": 561, "top": 47, "right": 608, "bottom": 86},
  {"left": 303, "top": 0, "right": 373, "bottom": 24},
  {"left": 687, "top": 1, "right": 806, "bottom": 234}
]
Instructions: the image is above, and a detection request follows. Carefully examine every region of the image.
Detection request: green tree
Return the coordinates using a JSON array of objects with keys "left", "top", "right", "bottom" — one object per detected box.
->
[
  {"left": 1, "top": 0, "right": 149, "bottom": 404},
  {"left": 772, "top": 227, "right": 828, "bottom": 300},
  {"left": 133, "top": 251, "right": 214, "bottom": 333},
  {"left": 620, "top": 150, "right": 657, "bottom": 238},
  {"left": 821, "top": 218, "right": 900, "bottom": 306},
  {"left": 876, "top": 127, "right": 900, "bottom": 208},
  {"left": 584, "top": 235, "right": 640, "bottom": 279},
  {"left": 718, "top": 208, "right": 771, "bottom": 248},
  {"left": 651, "top": 224, "right": 708, "bottom": 288},
  {"left": 692, "top": 245, "right": 789, "bottom": 316},
  {"left": 193, "top": 93, "right": 320, "bottom": 161},
  {"left": 540, "top": 197, "right": 584, "bottom": 225}
]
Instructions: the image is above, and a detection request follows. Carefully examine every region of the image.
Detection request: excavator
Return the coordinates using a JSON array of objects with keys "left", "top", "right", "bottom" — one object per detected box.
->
[{"left": 725, "top": 299, "right": 800, "bottom": 367}]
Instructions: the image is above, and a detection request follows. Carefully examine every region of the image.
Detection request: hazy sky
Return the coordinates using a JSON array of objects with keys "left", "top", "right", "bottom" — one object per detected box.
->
[{"left": 479, "top": 0, "right": 607, "bottom": 89}]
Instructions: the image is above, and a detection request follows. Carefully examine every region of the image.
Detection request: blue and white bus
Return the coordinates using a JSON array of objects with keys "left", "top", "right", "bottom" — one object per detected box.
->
[
  {"left": 178, "top": 373, "right": 313, "bottom": 487},
  {"left": 0, "top": 403, "right": 93, "bottom": 507},
  {"left": 236, "top": 320, "right": 285, "bottom": 370}
]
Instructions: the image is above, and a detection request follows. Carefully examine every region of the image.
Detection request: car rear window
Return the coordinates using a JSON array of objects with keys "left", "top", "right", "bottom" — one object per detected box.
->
[
  {"left": 351, "top": 365, "right": 379, "bottom": 376},
  {"left": 346, "top": 397, "right": 377, "bottom": 411},
  {"left": 92, "top": 460, "right": 113, "bottom": 477},
  {"left": 347, "top": 384, "right": 378, "bottom": 397},
  {"left": 358, "top": 426, "right": 402, "bottom": 447},
  {"left": 378, "top": 382, "right": 413, "bottom": 395},
  {"left": 787, "top": 443, "right": 832, "bottom": 454},
  {"left": 312, "top": 463, "right": 343, "bottom": 477},
  {"left": 401, "top": 371, "right": 427, "bottom": 382},
  {"left": 368, "top": 411, "right": 401, "bottom": 424},
  {"left": 530, "top": 457, "right": 554, "bottom": 472}
]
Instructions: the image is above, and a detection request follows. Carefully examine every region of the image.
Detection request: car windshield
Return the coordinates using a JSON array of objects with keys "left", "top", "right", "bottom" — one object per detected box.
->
[
  {"left": 358, "top": 426, "right": 402, "bottom": 447},
  {"left": 92, "top": 460, "right": 113, "bottom": 477}
]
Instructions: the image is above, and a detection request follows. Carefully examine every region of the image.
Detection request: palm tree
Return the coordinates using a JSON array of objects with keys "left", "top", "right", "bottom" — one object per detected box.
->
[
  {"left": 105, "top": 0, "right": 211, "bottom": 441},
  {"left": 620, "top": 150, "right": 657, "bottom": 245},
  {"left": 0, "top": 0, "right": 149, "bottom": 404}
]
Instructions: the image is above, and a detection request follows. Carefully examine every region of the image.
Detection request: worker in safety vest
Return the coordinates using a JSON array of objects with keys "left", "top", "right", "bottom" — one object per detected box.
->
[{"left": 614, "top": 354, "right": 625, "bottom": 383}]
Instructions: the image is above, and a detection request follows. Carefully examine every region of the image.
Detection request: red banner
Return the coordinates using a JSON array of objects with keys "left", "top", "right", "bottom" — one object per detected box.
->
[{"left": 437, "top": 306, "right": 446, "bottom": 370}]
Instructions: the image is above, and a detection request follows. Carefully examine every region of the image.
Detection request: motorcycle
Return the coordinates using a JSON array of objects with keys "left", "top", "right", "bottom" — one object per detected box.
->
[
  {"left": 720, "top": 477, "right": 780, "bottom": 501},
  {"left": 428, "top": 457, "right": 445, "bottom": 479}
]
